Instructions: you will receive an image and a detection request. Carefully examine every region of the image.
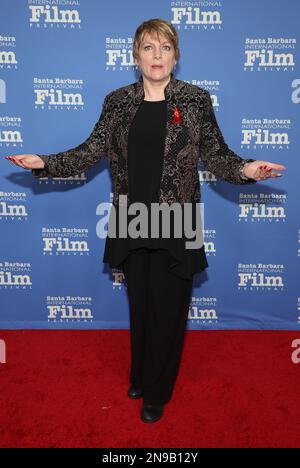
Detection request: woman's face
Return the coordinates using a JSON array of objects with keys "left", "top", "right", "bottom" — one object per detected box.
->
[{"left": 135, "top": 32, "right": 176, "bottom": 82}]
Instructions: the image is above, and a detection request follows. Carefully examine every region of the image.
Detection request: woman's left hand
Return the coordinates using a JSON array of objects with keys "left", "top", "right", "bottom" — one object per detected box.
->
[{"left": 243, "top": 160, "right": 286, "bottom": 181}]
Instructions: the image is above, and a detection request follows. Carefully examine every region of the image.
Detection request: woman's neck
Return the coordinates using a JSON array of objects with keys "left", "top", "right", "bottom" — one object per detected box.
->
[{"left": 142, "top": 74, "right": 171, "bottom": 101}]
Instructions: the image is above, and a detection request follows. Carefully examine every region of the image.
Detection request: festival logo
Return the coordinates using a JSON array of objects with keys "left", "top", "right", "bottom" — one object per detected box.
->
[
  {"left": 238, "top": 192, "right": 287, "bottom": 224},
  {"left": 244, "top": 37, "right": 296, "bottom": 72},
  {"left": 28, "top": 0, "right": 82, "bottom": 29},
  {"left": 0, "top": 191, "right": 28, "bottom": 221},
  {"left": 33, "top": 77, "right": 84, "bottom": 111},
  {"left": 170, "top": 1, "right": 223, "bottom": 31},
  {"left": 0, "top": 261, "right": 32, "bottom": 289},
  {"left": 238, "top": 263, "right": 284, "bottom": 290},
  {"left": 42, "top": 226, "right": 90, "bottom": 256},
  {"left": 241, "top": 117, "right": 291, "bottom": 150},
  {"left": 0, "top": 35, "right": 17, "bottom": 70},
  {"left": 47, "top": 295, "right": 93, "bottom": 322},
  {"left": 0, "top": 116, "right": 23, "bottom": 149},
  {"left": 105, "top": 37, "right": 134, "bottom": 71},
  {"left": 188, "top": 296, "right": 219, "bottom": 325}
]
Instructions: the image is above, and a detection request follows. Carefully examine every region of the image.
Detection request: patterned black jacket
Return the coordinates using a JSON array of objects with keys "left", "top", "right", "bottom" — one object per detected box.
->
[{"left": 33, "top": 72, "right": 257, "bottom": 206}]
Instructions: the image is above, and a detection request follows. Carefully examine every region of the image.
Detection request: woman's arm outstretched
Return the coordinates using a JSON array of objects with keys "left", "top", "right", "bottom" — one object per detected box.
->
[
  {"left": 4, "top": 93, "right": 112, "bottom": 178},
  {"left": 199, "top": 89, "right": 285, "bottom": 183}
]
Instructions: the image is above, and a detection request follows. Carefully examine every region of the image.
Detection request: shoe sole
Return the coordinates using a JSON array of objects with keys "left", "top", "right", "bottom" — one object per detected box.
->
[
  {"left": 127, "top": 387, "right": 143, "bottom": 399},
  {"left": 128, "top": 393, "right": 143, "bottom": 399},
  {"left": 140, "top": 406, "right": 164, "bottom": 423},
  {"left": 141, "top": 413, "right": 163, "bottom": 423}
]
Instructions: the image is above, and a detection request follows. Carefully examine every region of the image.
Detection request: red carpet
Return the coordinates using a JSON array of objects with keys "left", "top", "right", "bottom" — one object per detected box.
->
[{"left": 0, "top": 329, "right": 300, "bottom": 448}]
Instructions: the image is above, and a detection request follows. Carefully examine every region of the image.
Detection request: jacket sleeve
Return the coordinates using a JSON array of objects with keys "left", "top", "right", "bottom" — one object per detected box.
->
[
  {"left": 32, "top": 93, "right": 112, "bottom": 179},
  {"left": 199, "top": 89, "right": 257, "bottom": 184}
]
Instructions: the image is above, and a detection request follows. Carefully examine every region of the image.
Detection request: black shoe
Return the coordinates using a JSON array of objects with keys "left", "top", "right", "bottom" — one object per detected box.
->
[
  {"left": 141, "top": 403, "right": 164, "bottom": 423},
  {"left": 128, "top": 384, "right": 143, "bottom": 399}
]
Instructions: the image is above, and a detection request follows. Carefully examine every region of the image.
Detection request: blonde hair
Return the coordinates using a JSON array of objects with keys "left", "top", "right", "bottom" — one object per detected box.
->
[{"left": 133, "top": 18, "right": 180, "bottom": 62}]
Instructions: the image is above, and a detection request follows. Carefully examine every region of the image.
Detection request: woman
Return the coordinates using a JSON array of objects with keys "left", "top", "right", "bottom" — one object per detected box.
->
[{"left": 5, "top": 18, "right": 285, "bottom": 424}]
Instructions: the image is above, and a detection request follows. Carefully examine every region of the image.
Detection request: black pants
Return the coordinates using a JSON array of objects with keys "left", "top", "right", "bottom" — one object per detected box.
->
[{"left": 121, "top": 248, "right": 194, "bottom": 405}]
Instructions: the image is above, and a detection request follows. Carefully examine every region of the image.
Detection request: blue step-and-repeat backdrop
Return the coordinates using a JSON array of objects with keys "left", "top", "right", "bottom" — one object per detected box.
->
[{"left": 0, "top": 0, "right": 299, "bottom": 329}]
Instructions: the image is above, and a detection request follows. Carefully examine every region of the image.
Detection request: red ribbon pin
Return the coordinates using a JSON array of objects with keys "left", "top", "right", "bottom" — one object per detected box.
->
[{"left": 172, "top": 106, "right": 182, "bottom": 125}]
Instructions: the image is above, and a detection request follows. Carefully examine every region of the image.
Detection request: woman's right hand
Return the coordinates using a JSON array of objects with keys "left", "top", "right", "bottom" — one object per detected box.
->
[{"left": 4, "top": 154, "right": 45, "bottom": 170}]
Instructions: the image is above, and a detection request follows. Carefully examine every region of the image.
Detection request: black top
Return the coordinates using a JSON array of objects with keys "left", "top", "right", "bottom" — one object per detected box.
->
[{"left": 102, "top": 99, "right": 208, "bottom": 279}]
